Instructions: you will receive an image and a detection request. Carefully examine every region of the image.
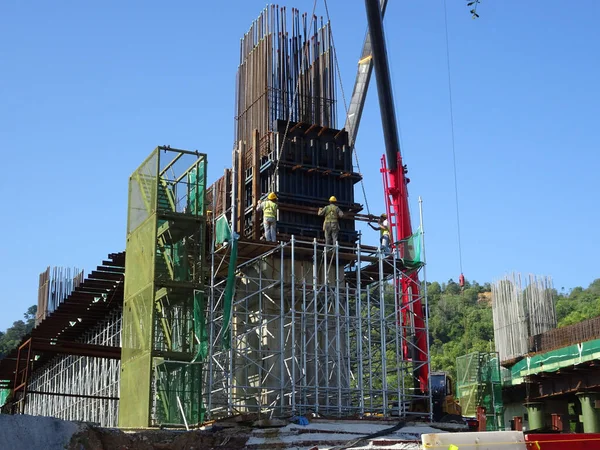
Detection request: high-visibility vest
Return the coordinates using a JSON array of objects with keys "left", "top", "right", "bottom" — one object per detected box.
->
[
  {"left": 323, "top": 205, "right": 340, "bottom": 223},
  {"left": 380, "top": 220, "right": 390, "bottom": 237},
  {"left": 263, "top": 200, "right": 277, "bottom": 218}
]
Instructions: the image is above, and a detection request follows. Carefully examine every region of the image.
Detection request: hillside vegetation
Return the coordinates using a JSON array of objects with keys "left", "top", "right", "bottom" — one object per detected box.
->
[{"left": 428, "top": 278, "right": 600, "bottom": 378}]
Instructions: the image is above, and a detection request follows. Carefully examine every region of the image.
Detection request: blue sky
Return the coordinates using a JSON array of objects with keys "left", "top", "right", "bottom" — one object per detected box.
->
[{"left": 0, "top": 0, "right": 598, "bottom": 330}]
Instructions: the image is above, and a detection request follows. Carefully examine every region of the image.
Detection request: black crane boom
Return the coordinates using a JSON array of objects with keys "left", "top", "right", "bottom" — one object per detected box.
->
[{"left": 364, "top": 0, "right": 401, "bottom": 171}]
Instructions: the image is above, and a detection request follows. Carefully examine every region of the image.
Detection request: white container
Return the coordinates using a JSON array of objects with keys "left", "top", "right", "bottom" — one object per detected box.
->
[{"left": 422, "top": 431, "right": 526, "bottom": 450}]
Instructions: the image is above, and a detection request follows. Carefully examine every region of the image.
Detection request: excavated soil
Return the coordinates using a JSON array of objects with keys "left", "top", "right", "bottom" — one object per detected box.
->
[{"left": 67, "top": 424, "right": 251, "bottom": 450}]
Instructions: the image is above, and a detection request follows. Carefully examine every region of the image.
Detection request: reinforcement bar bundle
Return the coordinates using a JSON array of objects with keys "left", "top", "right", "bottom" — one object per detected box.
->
[
  {"left": 492, "top": 273, "right": 557, "bottom": 364},
  {"left": 235, "top": 5, "right": 336, "bottom": 148}
]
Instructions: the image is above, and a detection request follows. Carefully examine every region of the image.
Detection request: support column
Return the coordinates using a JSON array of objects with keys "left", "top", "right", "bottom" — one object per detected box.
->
[
  {"left": 513, "top": 416, "right": 523, "bottom": 431},
  {"left": 577, "top": 392, "right": 600, "bottom": 433},
  {"left": 477, "top": 406, "right": 487, "bottom": 431},
  {"left": 551, "top": 413, "right": 567, "bottom": 432},
  {"left": 524, "top": 402, "right": 545, "bottom": 431}
]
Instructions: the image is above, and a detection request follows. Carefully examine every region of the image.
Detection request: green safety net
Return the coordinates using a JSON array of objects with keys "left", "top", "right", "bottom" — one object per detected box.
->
[
  {"left": 215, "top": 216, "right": 237, "bottom": 350},
  {"left": 188, "top": 164, "right": 205, "bottom": 216},
  {"left": 154, "top": 360, "right": 204, "bottom": 425},
  {"left": 0, "top": 387, "right": 10, "bottom": 409},
  {"left": 456, "top": 352, "right": 504, "bottom": 430},
  {"left": 122, "top": 149, "right": 208, "bottom": 428},
  {"left": 396, "top": 227, "right": 424, "bottom": 269},
  {"left": 215, "top": 216, "right": 232, "bottom": 245},
  {"left": 192, "top": 290, "right": 208, "bottom": 362}
]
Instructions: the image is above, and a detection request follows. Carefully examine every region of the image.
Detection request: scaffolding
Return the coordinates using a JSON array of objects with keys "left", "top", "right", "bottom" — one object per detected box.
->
[
  {"left": 205, "top": 230, "right": 431, "bottom": 419},
  {"left": 119, "top": 146, "right": 208, "bottom": 428},
  {"left": 23, "top": 309, "right": 122, "bottom": 426},
  {"left": 456, "top": 352, "right": 503, "bottom": 430},
  {"left": 0, "top": 252, "right": 125, "bottom": 419}
]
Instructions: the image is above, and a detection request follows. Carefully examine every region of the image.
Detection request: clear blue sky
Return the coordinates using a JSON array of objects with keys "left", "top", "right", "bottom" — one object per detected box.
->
[{"left": 0, "top": 0, "right": 598, "bottom": 330}]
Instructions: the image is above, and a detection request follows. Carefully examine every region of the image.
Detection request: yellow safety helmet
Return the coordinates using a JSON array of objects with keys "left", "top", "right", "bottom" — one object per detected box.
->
[
  {"left": 268, "top": 192, "right": 278, "bottom": 201},
  {"left": 329, "top": 196, "right": 337, "bottom": 203},
  {"left": 380, "top": 213, "right": 387, "bottom": 219}
]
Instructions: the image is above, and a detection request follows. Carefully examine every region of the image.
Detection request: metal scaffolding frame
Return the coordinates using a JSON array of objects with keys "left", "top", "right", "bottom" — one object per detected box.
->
[
  {"left": 120, "top": 146, "right": 208, "bottom": 428},
  {"left": 23, "top": 309, "right": 122, "bottom": 427},
  {"left": 205, "top": 235, "right": 431, "bottom": 420}
]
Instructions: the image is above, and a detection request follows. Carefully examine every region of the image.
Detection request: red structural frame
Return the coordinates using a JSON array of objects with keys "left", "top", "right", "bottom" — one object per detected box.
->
[
  {"left": 525, "top": 433, "right": 600, "bottom": 449},
  {"left": 381, "top": 153, "right": 428, "bottom": 392}
]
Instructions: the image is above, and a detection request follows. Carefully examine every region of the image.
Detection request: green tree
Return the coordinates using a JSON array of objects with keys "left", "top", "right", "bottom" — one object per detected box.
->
[
  {"left": 555, "top": 279, "right": 600, "bottom": 327},
  {"left": 0, "top": 305, "right": 37, "bottom": 357},
  {"left": 426, "top": 278, "right": 493, "bottom": 379}
]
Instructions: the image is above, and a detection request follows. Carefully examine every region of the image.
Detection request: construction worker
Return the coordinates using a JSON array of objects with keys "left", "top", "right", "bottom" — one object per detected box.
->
[
  {"left": 318, "top": 196, "right": 344, "bottom": 246},
  {"left": 369, "top": 213, "right": 391, "bottom": 254},
  {"left": 256, "top": 192, "right": 278, "bottom": 242}
]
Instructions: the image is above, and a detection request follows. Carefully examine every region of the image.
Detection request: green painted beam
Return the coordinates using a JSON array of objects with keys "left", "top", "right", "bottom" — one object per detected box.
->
[{"left": 508, "top": 338, "right": 600, "bottom": 386}]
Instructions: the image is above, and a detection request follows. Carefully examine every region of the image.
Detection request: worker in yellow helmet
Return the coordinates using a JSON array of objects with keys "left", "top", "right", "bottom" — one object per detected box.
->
[
  {"left": 256, "top": 192, "right": 278, "bottom": 242},
  {"left": 369, "top": 213, "right": 391, "bottom": 254},
  {"left": 318, "top": 196, "right": 344, "bottom": 246}
]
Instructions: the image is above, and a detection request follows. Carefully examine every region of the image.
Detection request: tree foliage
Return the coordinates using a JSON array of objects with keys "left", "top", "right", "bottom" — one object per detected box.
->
[
  {"left": 555, "top": 279, "right": 600, "bottom": 327},
  {"left": 428, "top": 277, "right": 600, "bottom": 381},
  {"left": 0, "top": 305, "right": 37, "bottom": 358},
  {"left": 428, "top": 279, "right": 493, "bottom": 380}
]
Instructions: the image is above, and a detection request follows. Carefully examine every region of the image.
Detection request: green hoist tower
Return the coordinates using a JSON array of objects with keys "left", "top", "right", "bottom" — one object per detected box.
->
[{"left": 119, "top": 146, "right": 208, "bottom": 428}]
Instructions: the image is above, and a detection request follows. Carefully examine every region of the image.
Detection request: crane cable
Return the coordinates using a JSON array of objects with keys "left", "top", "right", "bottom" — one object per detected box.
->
[
  {"left": 443, "top": 0, "right": 465, "bottom": 284},
  {"left": 323, "top": 0, "right": 371, "bottom": 217}
]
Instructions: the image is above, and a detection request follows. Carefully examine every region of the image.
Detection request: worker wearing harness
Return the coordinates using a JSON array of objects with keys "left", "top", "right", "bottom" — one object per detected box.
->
[
  {"left": 318, "top": 196, "right": 344, "bottom": 246},
  {"left": 369, "top": 213, "right": 391, "bottom": 254},
  {"left": 256, "top": 192, "right": 278, "bottom": 242}
]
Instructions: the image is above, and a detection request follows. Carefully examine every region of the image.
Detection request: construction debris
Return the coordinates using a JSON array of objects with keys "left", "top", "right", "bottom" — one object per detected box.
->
[{"left": 0, "top": 414, "right": 448, "bottom": 450}]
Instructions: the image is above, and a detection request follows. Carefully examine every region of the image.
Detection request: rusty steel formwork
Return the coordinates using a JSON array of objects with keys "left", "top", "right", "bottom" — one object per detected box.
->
[
  {"left": 529, "top": 316, "right": 600, "bottom": 354},
  {"left": 207, "top": 5, "right": 363, "bottom": 244},
  {"left": 206, "top": 169, "right": 232, "bottom": 219}
]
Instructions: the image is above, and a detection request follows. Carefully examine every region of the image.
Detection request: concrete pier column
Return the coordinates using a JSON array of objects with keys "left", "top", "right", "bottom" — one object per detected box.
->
[
  {"left": 524, "top": 402, "right": 545, "bottom": 431},
  {"left": 577, "top": 392, "right": 600, "bottom": 433}
]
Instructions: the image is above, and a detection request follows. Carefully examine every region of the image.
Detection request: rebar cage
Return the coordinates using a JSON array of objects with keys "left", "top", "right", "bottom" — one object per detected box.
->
[{"left": 205, "top": 235, "right": 432, "bottom": 420}]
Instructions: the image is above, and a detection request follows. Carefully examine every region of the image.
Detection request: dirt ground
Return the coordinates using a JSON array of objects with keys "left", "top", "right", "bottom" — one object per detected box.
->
[{"left": 67, "top": 424, "right": 251, "bottom": 450}]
